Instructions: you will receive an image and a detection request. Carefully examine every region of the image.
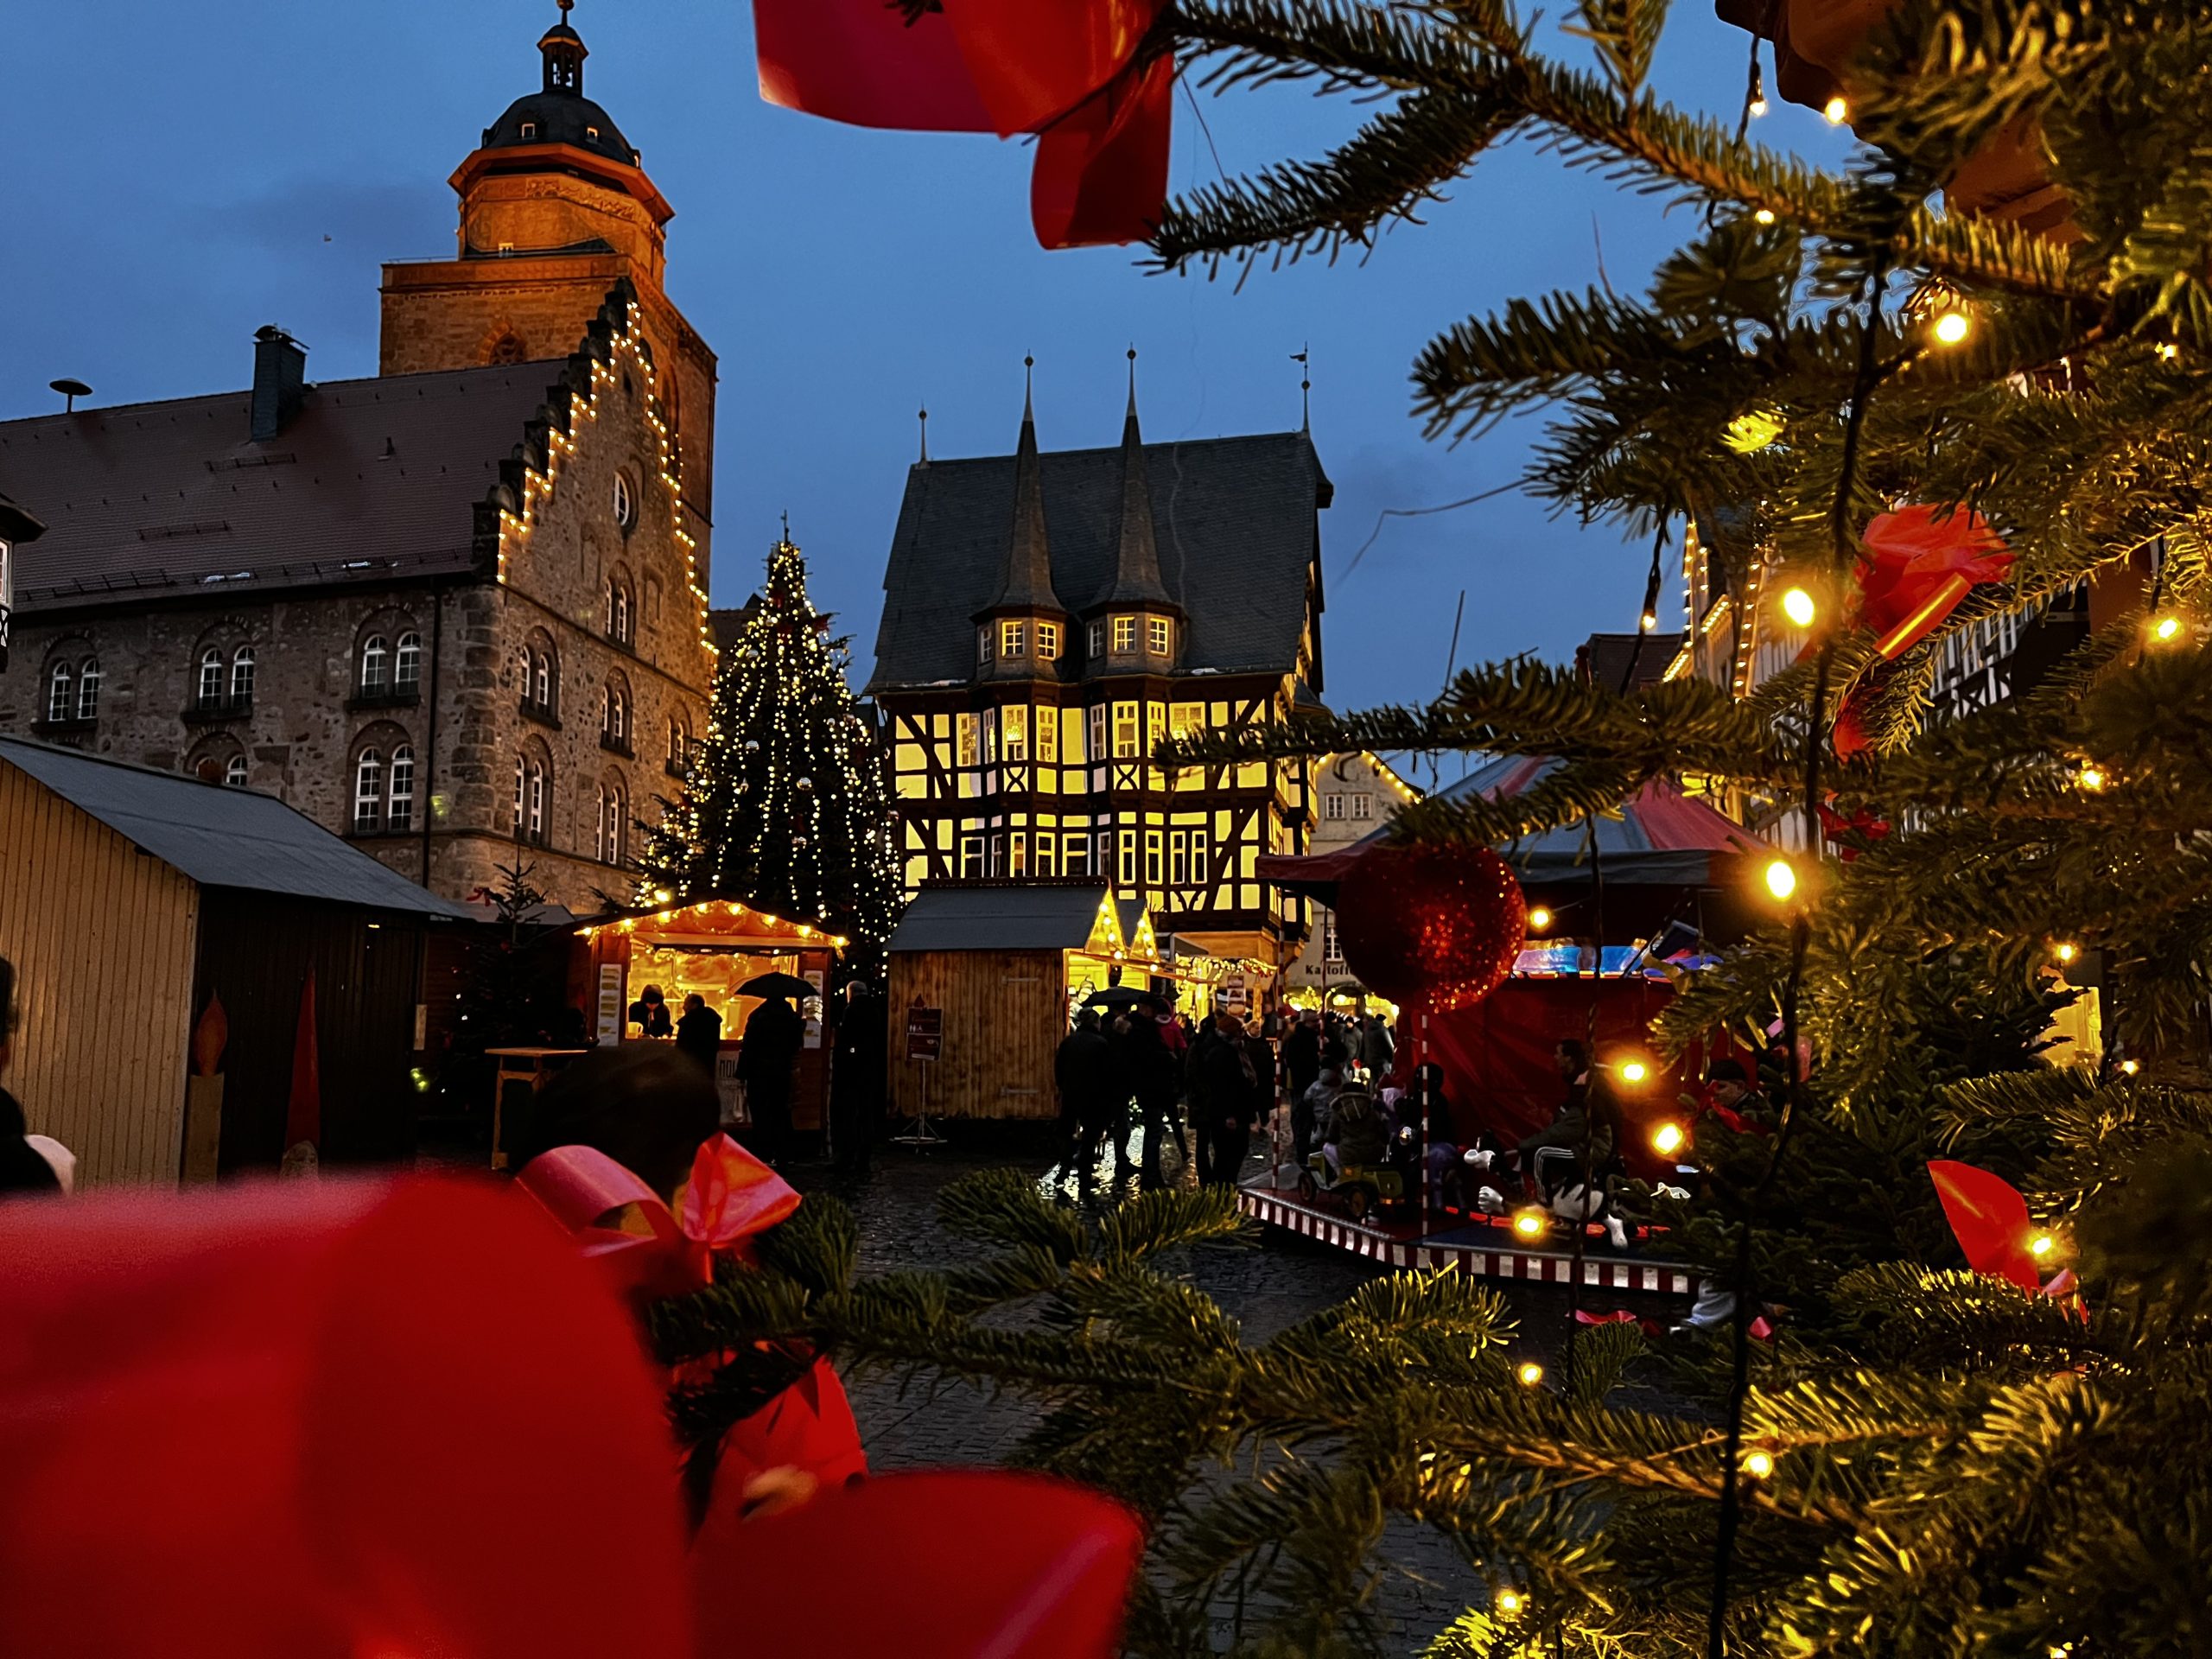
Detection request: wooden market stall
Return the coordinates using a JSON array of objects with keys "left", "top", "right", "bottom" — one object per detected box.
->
[
  {"left": 886, "top": 883, "right": 1276, "bottom": 1123},
  {"left": 0, "top": 735, "right": 470, "bottom": 1188},
  {"left": 567, "top": 897, "right": 843, "bottom": 1132}
]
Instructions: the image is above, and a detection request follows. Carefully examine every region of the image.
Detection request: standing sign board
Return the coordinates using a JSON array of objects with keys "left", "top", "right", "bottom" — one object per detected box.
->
[
  {"left": 904, "top": 1005, "right": 944, "bottom": 1063},
  {"left": 595, "top": 963, "right": 626, "bottom": 1046}
]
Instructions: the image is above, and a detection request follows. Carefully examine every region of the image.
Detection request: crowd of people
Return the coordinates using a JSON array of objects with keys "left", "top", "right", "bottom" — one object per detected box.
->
[{"left": 1051, "top": 999, "right": 1402, "bottom": 1192}]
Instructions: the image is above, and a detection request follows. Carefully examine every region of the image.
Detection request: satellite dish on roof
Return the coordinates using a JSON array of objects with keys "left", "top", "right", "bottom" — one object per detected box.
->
[{"left": 50, "top": 378, "right": 92, "bottom": 413}]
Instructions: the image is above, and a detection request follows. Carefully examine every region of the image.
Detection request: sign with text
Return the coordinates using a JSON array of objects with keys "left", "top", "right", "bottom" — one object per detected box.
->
[
  {"left": 595, "top": 963, "right": 625, "bottom": 1046},
  {"left": 905, "top": 1004, "right": 944, "bottom": 1063}
]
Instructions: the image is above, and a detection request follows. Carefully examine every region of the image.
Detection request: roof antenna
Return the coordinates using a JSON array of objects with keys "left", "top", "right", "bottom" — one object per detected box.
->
[
  {"left": 1125, "top": 344, "right": 1138, "bottom": 413},
  {"left": 780, "top": 508, "right": 791, "bottom": 543},
  {"left": 50, "top": 378, "right": 92, "bottom": 414},
  {"left": 1023, "top": 353, "right": 1035, "bottom": 417},
  {"left": 1292, "top": 345, "right": 1311, "bottom": 432},
  {"left": 917, "top": 405, "right": 929, "bottom": 463}
]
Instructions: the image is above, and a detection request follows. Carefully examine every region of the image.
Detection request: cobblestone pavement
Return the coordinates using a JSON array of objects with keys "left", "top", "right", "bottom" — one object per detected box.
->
[{"left": 788, "top": 1121, "right": 1693, "bottom": 1649}]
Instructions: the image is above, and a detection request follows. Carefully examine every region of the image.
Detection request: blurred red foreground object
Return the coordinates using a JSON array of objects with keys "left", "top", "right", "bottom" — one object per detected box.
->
[
  {"left": 751, "top": 0, "right": 1170, "bottom": 247},
  {"left": 0, "top": 1179, "right": 1143, "bottom": 1658},
  {"left": 0, "top": 1178, "right": 690, "bottom": 1659},
  {"left": 1928, "top": 1158, "right": 2041, "bottom": 1290},
  {"left": 696, "top": 1468, "right": 1144, "bottom": 1658}
]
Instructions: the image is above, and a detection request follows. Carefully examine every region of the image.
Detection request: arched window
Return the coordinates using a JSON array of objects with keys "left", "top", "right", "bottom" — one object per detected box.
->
[
  {"left": 231, "top": 646, "right": 255, "bottom": 705},
  {"left": 224, "top": 755, "right": 250, "bottom": 787},
  {"left": 533, "top": 651, "right": 551, "bottom": 709},
  {"left": 395, "top": 632, "right": 422, "bottom": 689},
  {"left": 353, "top": 749, "right": 384, "bottom": 834},
  {"left": 527, "top": 760, "right": 546, "bottom": 841},
  {"left": 607, "top": 782, "right": 627, "bottom": 866},
  {"left": 47, "top": 663, "right": 73, "bottom": 723},
  {"left": 488, "top": 332, "right": 527, "bottom": 365},
  {"left": 388, "top": 745, "right": 416, "bottom": 832},
  {"left": 76, "top": 658, "right": 101, "bottom": 721},
  {"left": 613, "top": 583, "right": 631, "bottom": 644},
  {"left": 513, "top": 755, "right": 525, "bottom": 834},
  {"left": 594, "top": 785, "right": 608, "bottom": 862},
  {"left": 197, "top": 647, "right": 224, "bottom": 706},
  {"left": 604, "top": 579, "right": 617, "bottom": 637},
  {"left": 360, "top": 634, "right": 391, "bottom": 694},
  {"left": 612, "top": 471, "right": 634, "bottom": 531},
  {"left": 668, "top": 717, "right": 687, "bottom": 767}
]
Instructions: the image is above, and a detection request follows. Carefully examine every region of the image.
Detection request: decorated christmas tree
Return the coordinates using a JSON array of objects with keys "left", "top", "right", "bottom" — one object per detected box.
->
[
  {"left": 664, "top": 4, "right": 2212, "bottom": 1655},
  {"left": 639, "top": 535, "right": 899, "bottom": 967}
]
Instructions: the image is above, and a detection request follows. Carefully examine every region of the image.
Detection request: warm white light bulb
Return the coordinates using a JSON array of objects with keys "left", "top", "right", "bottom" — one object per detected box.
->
[
  {"left": 1652, "top": 1122, "right": 1685, "bottom": 1155},
  {"left": 1822, "top": 95, "right": 1848, "bottom": 124},
  {"left": 1932, "top": 308, "right": 1973, "bottom": 346},
  {"left": 1764, "top": 859, "right": 1797, "bottom": 901},
  {"left": 1781, "top": 587, "right": 1817, "bottom": 628}
]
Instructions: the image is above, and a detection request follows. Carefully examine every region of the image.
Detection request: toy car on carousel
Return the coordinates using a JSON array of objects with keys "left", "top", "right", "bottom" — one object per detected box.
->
[{"left": 1296, "top": 1149, "right": 1404, "bottom": 1224}]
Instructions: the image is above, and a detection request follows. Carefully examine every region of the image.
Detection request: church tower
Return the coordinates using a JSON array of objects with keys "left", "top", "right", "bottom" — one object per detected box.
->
[{"left": 379, "top": 2, "right": 717, "bottom": 581}]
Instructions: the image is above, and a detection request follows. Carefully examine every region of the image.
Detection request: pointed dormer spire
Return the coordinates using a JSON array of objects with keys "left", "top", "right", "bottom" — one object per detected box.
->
[
  {"left": 982, "top": 355, "right": 1067, "bottom": 619},
  {"left": 917, "top": 405, "right": 929, "bottom": 464},
  {"left": 1096, "top": 347, "right": 1175, "bottom": 609}
]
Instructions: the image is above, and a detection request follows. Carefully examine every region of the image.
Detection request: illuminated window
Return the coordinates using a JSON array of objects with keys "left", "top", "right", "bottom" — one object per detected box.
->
[
  {"left": 1009, "top": 833, "right": 1027, "bottom": 878},
  {"left": 231, "top": 646, "right": 255, "bottom": 706},
  {"left": 1001, "top": 620, "right": 1026, "bottom": 658},
  {"left": 957, "top": 714, "right": 978, "bottom": 767},
  {"left": 1037, "top": 622, "right": 1060, "bottom": 660},
  {"left": 1112, "top": 615, "right": 1137, "bottom": 653},
  {"left": 1147, "top": 703, "right": 1166, "bottom": 760},
  {"left": 1001, "top": 703, "right": 1028, "bottom": 763},
  {"left": 1113, "top": 702, "right": 1139, "bottom": 759},
  {"left": 47, "top": 663, "right": 71, "bottom": 722},
  {"left": 982, "top": 715, "right": 999, "bottom": 766},
  {"left": 1035, "top": 709, "right": 1058, "bottom": 763},
  {"left": 395, "top": 632, "right": 422, "bottom": 688},
  {"left": 353, "top": 749, "right": 384, "bottom": 834},
  {"left": 1169, "top": 702, "right": 1204, "bottom": 741},
  {"left": 224, "top": 755, "right": 249, "bottom": 787},
  {"left": 1147, "top": 616, "right": 1172, "bottom": 655},
  {"left": 388, "top": 746, "right": 416, "bottom": 831}
]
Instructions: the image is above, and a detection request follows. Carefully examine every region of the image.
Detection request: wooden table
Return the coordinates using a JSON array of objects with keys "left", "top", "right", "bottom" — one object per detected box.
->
[{"left": 485, "top": 1047, "right": 590, "bottom": 1170}]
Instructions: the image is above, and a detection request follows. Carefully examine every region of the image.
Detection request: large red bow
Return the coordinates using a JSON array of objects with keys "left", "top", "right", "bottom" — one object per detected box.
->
[
  {"left": 517, "top": 1131, "right": 800, "bottom": 1302},
  {"left": 1815, "top": 799, "right": 1891, "bottom": 861},
  {"left": 752, "top": 0, "right": 1172, "bottom": 247},
  {"left": 1927, "top": 1159, "right": 2043, "bottom": 1290},
  {"left": 1855, "top": 505, "right": 2016, "bottom": 660}
]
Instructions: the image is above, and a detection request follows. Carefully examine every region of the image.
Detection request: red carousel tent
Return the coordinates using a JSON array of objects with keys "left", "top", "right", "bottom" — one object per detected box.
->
[{"left": 1265, "top": 755, "right": 1769, "bottom": 1156}]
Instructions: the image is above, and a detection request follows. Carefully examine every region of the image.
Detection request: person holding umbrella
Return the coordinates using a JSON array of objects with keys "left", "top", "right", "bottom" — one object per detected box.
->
[{"left": 735, "top": 972, "right": 810, "bottom": 1167}]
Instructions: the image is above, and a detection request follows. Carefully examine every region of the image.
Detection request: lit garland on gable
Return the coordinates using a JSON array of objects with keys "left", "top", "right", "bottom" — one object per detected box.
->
[
  {"left": 580, "top": 894, "right": 849, "bottom": 949},
  {"left": 481, "top": 279, "right": 716, "bottom": 664}
]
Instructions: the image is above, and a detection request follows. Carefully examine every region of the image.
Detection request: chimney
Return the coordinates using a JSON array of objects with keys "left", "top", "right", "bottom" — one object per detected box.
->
[{"left": 251, "top": 326, "right": 307, "bottom": 442}]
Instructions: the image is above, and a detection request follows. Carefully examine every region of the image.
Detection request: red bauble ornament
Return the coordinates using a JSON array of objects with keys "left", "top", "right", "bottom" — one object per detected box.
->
[{"left": 1335, "top": 843, "right": 1527, "bottom": 1011}]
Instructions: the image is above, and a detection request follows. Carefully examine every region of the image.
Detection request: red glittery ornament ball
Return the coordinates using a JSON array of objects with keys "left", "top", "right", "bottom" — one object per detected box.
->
[{"left": 1335, "top": 843, "right": 1527, "bottom": 1011}]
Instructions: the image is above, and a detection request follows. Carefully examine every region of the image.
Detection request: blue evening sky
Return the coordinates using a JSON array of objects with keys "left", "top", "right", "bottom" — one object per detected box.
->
[{"left": 2, "top": 2, "right": 1846, "bottom": 721}]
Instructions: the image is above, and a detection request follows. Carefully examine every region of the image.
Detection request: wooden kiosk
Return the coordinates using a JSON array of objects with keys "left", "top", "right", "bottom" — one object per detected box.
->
[
  {"left": 886, "top": 884, "right": 1277, "bottom": 1123},
  {"left": 568, "top": 898, "right": 844, "bottom": 1132}
]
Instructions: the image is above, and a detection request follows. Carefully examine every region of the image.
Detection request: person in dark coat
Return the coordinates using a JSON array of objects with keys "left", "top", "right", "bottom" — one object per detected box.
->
[
  {"left": 830, "top": 982, "right": 887, "bottom": 1179},
  {"left": 674, "top": 994, "right": 723, "bottom": 1077},
  {"left": 1122, "top": 1003, "right": 1183, "bottom": 1189},
  {"left": 1053, "top": 1008, "right": 1114, "bottom": 1179},
  {"left": 1283, "top": 1011, "right": 1323, "bottom": 1114},
  {"left": 627, "top": 983, "right": 673, "bottom": 1038},
  {"left": 0, "top": 955, "right": 61, "bottom": 1198},
  {"left": 737, "top": 995, "right": 804, "bottom": 1166}
]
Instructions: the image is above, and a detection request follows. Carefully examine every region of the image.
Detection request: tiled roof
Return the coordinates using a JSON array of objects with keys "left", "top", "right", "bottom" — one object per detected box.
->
[
  {"left": 0, "top": 736, "right": 474, "bottom": 918},
  {"left": 868, "top": 430, "right": 1331, "bottom": 692},
  {"left": 0, "top": 363, "right": 558, "bottom": 613}
]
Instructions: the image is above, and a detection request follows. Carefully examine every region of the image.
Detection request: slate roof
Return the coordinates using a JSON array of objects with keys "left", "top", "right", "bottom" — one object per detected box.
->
[
  {"left": 0, "top": 737, "right": 474, "bottom": 918},
  {"left": 0, "top": 362, "right": 556, "bottom": 613},
  {"left": 980, "top": 388, "right": 1069, "bottom": 618},
  {"left": 1576, "top": 632, "right": 1683, "bottom": 691},
  {"left": 887, "top": 884, "right": 1110, "bottom": 953},
  {"left": 869, "top": 429, "right": 1331, "bottom": 692}
]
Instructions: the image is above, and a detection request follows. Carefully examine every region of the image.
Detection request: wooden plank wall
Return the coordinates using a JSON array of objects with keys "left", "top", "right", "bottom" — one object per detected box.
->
[
  {"left": 887, "top": 948, "right": 1062, "bottom": 1121},
  {"left": 0, "top": 763, "right": 198, "bottom": 1186}
]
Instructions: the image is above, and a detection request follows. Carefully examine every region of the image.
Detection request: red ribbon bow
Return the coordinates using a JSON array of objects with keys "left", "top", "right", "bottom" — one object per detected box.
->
[
  {"left": 1815, "top": 799, "right": 1892, "bottom": 860},
  {"left": 517, "top": 1133, "right": 801, "bottom": 1304},
  {"left": 1855, "top": 505, "right": 2016, "bottom": 660},
  {"left": 753, "top": 0, "right": 1172, "bottom": 247},
  {"left": 1573, "top": 1308, "right": 1663, "bottom": 1337}
]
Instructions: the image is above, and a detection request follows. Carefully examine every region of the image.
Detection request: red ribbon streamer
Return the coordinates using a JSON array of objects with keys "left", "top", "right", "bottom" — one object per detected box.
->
[
  {"left": 1855, "top": 505, "right": 2016, "bottom": 660},
  {"left": 1927, "top": 1158, "right": 2042, "bottom": 1290}
]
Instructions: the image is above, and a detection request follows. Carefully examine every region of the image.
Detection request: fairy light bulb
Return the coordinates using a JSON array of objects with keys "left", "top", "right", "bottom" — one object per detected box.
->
[
  {"left": 2077, "top": 766, "right": 2106, "bottom": 791},
  {"left": 1743, "top": 1449, "right": 1775, "bottom": 1478},
  {"left": 1748, "top": 94, "right": 1769, "bottom": 118},
  {"left": 1496, "top": 1590, "right": 1526, "bottom": 1618},
  {"left": 1753, "top": 208, "right": 1777, "bottom": 225},
  {"left": 1619, "top": 1059, "right": 1649, "bottom": 1084},
  {"left": 1512, "top": 1208, "right": 1548, "bottom": 1241},
  {"left": 1931, "top": 308, "right": 1973, "bottom": 346},
  {"left": 1652, "top": 1122, "right": 1686, "bottom": 1155},
  {"left": 2153, "top": 613, "right": 2183, "bottom": 642},
  {"left": 2029, "top": 1231, "right": 2056, "bottom": 1259},
  {"left": 1526, "top": 906, "right": 1554, "bottom": 932},
  {"left": 1640, "top": 609, "right": 1658, "bottom": 631},
  {"left": 1822, "top": 95, "right": 1848, "bottom": 124},
  {"left": 1516, "top": 1361, "right": 1545, "bottom": 1387},
  {"left": 2120, "top": 1058, "right": 2141, "bottom": 1076},
  {"left": 1781, "top": 587, "right": 1817, "bottom": 627},
  {"left": 1764, "top": 858, "right": 1797, "bottom": 901},
  {"left": 2052, "top": 941, "right": 2078, "bottom": 965}
]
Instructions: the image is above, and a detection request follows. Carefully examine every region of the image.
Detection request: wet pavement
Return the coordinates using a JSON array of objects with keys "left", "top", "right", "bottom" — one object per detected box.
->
[{"left": 786, "top": 1120, "right": 1692, "bottom": 1648}]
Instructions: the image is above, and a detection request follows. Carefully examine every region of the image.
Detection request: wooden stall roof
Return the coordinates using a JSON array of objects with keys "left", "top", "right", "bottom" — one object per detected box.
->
[
  {"left": 575, "top": 894, "right": 848, "bottom": 950},
  {"left": 887, "top": 885, "right": 1117, "bottom": 954},
  {"left": 0, "top": 736, "right": 470, "bottom": 918}
]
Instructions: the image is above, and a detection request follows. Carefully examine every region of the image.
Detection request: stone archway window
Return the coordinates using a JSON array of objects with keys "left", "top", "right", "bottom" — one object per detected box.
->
[
  {"left": 613, "top": 470, "right": 637, "bottom": 531},
  {"left": 47, "top": 662, "right": 72, "bottom": 723},
  {"left": 225, "top": 755, "right": 250, "bottom": 788},
  {"left": 76, "top": 658, "right": 101, "bottom": 721},
  {"left": 488, "top": 332, "right": 528, "bottom": 366},
  {"left": 353, "top": 749, "right": 385, "bottom": 834}
]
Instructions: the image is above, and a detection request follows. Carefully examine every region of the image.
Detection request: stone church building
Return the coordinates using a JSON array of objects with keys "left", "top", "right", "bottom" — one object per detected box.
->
[{"left": 0, "top": 11, "right": 716, "bottom": 912}]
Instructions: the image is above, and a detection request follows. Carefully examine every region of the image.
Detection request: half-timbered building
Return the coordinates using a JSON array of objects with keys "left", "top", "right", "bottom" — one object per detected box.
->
[{"left": 867, "top": 367, "right": 1331, "bottom": 968}]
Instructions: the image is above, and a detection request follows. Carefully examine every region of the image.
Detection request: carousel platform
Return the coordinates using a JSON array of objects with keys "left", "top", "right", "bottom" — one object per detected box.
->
[{"left": 1236, "top": 1176, "right": 1700, "bottom": 1295}]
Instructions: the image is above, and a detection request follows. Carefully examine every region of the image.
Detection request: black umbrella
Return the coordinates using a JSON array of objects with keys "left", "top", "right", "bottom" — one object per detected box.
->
[
  {"left": 735, "top": 971, "right": 816, "bottom": 1001},
  {"left": 1082, "top": 986, "right": 1151, "bottom": 1011}
]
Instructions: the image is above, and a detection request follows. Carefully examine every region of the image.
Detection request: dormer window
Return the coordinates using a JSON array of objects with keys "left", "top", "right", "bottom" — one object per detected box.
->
[
  {"left": 1001, "top": 620, "right": 1026, "bottom": 658},
  {"left": 1111, "top": 615, "right": 1137, "bottom": 653},
  {"left": 520, "top": 122, "right": 537, "bottom": 140},
  {"left": 1147, "top": 617, "right": 1172, "bottom": 655},
  {"left": 587, "top": 126, "right": 601, "bottom": 141},
  {"left": 1088, "top": 620, "right": 1104, "bottom": 658},
  {"left": 977, "top": 627, "right": 993, "bottom": 667},
  {"left": 1037, "top": 622, "right": 1060, "bottom": 660}
]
